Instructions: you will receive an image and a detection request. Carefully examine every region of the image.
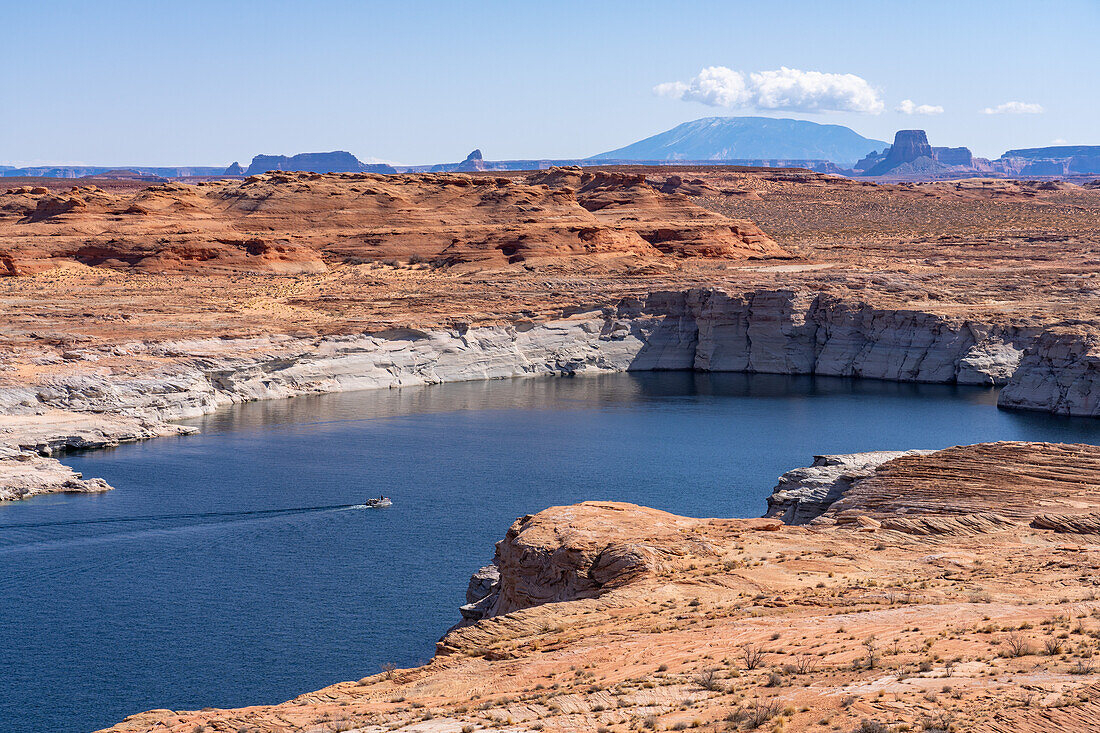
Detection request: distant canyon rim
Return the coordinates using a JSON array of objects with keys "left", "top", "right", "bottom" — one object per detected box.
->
[{"left": 4, "top": 165, "right": 1100, "bottom": 731}]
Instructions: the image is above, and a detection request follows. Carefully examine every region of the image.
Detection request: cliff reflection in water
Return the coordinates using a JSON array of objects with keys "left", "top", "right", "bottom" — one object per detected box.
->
[{"left": 185, "top": 371, "right": 1003, "bottom": 436}]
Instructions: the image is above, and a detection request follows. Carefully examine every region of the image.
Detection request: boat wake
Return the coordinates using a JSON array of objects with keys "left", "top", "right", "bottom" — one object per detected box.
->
[
  {"left": 0, "top": 503, "right": 375, "bottom": 557},
  {"left": 0, "top": 503, "right": 366, "bottom": 531}
]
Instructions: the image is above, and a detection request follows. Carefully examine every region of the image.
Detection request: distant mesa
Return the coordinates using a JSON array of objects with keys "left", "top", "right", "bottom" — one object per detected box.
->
[
  {"left": 0, "top": 165, "right": 226, "bottom": 179},
  {"left": 223, "top": 161, "right": 245, "bottom": 176},
  {"left": 241, "top": 151, "right": 397, "bottom": 176},
  {"left": 855, "top": 130, "right": 1100, "bottom": 178},
  {"left": 999, "top": 145, "right": 1100, "bottom": 176},
  {"left": 933, "top": 147, "right": 974, "bottom": 167},
  {"left": 96, "top": 169, "right": 169, "bottom": 182},
  {"left": 591, "top": 116, "right": 888, "bottom": 168}
]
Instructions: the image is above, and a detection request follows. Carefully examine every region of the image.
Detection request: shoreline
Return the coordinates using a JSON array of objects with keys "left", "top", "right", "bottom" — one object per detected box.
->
[{"left": 4, "top": 286, "right": 1095, "bottom": 503}]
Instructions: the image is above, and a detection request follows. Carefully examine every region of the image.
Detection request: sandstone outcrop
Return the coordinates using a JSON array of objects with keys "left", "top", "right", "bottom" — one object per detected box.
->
[
  {"left": 769, "top": 442, "right": 1100, "bottom": 533},
  {"left": 0, "top": 282, "right": 1054, "bottom": 500},
  {"left": 861, "top": 130, "right": 934, "bottom": 176},
  {"left": 764, "top": 450, "right": 931, "bottom": 523},
  {"left": 0, "top": 286, "right": 1033, "bottom": 457},
  {"left": 453, "top": 149, "right": 487, "bottom": 172},
  {"left": 933, "top": 146, "right": 974, "bottom": 167},
  {"left": 0, "top": 170, "right": 787, "bottom": 276},
  {"left": 451, "top": 502, "right": 723, "bottom": 628}
]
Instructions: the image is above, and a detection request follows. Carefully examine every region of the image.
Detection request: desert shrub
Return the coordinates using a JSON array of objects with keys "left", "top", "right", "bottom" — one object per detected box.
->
[
  {"left": 1070, "top": 659, "right": 1095, "bottom": 675},
  {"left": 742, "top": 644, "right": 766, "bottom": 670},
  {"left": 1002, "top": 633, "right": 1032, "bottom": 658},
  {"left": 728, "top": 699, "right": 782, "bottom": 729},
  {"left": 694, "top": 668, "right": 723, "bottom": 691},
  {"left": 854, "top": 721, "right": 890, "bottom": 733},
  {"left": 794, "top": 654, "right": 819, "bottom": 674}
]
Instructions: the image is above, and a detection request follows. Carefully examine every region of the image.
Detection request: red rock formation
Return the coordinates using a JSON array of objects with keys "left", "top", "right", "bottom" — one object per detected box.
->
[{"left": 0, "top": 170, "right": 788, "bottom": 276}]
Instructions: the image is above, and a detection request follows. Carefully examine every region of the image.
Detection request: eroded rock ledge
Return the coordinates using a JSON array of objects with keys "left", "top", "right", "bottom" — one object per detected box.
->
[
  {"left": 768, "top": 441, "right": 1100, "bottom": 534},
  {"left": 764, "top": 450, "right": 932, "bottom": 524},
  {"left": 458, "top": 442, "right": 1100, "bottom": 634},
  {"left": 0, "top": 441, "right": 113, "bottom": 502}
]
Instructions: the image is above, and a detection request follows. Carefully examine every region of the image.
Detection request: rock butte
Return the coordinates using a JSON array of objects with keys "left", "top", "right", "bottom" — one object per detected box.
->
[{"left": 2, "top": 166, "right": 1100, "bottom": 729}]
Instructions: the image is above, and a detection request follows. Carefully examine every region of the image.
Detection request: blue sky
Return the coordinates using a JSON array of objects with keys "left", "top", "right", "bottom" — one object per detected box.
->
[{"left": 4, "top": 0, "right": 1096, "bottom": 165}]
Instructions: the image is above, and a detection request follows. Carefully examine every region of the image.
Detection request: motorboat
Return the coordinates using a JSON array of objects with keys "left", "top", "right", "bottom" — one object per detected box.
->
[{"left": 365, "top": 496, "right": 392, "bottom": 508}]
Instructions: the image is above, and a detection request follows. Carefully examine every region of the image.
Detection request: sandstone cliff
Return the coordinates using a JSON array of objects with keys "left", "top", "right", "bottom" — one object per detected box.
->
[
  {"left": 0, "top": 284, "right": 1060, "bottom": 502},
  {"left": 998, "top": 329, "right": 1100, "bottom": 416}
]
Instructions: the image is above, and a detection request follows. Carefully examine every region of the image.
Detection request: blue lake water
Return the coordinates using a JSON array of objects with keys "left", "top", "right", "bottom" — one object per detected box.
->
[{"left": 4, "top": 372, "right": 1100, "bottom": 733}]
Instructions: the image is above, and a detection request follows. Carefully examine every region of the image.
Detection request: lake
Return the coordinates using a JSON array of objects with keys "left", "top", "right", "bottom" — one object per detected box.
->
[{"left": 3, "top": 372, "right": 1100, "bottom": 733}]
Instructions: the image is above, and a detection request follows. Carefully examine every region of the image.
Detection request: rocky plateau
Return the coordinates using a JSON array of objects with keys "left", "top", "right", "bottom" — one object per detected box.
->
[{"left": 3, "top": 165, "right": 1100, "bottom": 731}]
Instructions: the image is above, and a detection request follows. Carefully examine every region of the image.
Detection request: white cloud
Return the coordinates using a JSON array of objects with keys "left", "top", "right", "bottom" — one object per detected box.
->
[
  {"left": 981, "top": 101, "right": 1044, "bottom": 115},
  {"left": 896, "top": 99, "right": 944, "bottom": 115},
  {"left": 655, "top": 66, "right": 884, "bottom": 114},
  {"left": 654, "top": 66, "right": 748, "bottom": 107},
  {"left": 1052, "top": 138, "right": 1068, "bottom": 145}
]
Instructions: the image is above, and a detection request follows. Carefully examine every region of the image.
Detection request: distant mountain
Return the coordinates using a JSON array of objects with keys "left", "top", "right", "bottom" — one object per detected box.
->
[
  {"left": 591, "top": 117, "right": 888, "bottom": 167},
  {"left": 409, "top": 152, "right": 845, "bottom": 175},
  {"left": 242, "top": 151, "right": 396, "bottom": 176}
]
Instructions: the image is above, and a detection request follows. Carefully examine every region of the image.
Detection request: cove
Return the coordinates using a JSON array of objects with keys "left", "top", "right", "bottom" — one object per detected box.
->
[{"left": 3, "top": 372, "right": 1100, "bottom": 733}]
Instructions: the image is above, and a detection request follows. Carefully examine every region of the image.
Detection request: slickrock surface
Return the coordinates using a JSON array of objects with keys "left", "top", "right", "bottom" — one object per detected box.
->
[
  {"left": 824, "top": 442, "right": 1100, "bottom": 526},
  {"left": 771, "top": 442, "right": 1100, "bottom": 534},
  {"left": 101, "top": 444, "right": 1100, "bottom": 733}
]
